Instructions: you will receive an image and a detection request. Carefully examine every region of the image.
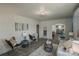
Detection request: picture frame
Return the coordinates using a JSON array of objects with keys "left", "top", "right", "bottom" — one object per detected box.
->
[
  {"left": 15, "top": 23, "right": 18, "bottom": 31},
  {"left": 18, "top": 23, "right": 23, "bottom": 31},
  {"left": 15, "top": 23, "right": 29, "bottom": 31}
]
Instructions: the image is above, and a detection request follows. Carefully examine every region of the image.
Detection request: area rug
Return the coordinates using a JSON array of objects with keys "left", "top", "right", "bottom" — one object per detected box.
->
[{"left": 29, "top": 44, "right": 53, "bottom": 56}]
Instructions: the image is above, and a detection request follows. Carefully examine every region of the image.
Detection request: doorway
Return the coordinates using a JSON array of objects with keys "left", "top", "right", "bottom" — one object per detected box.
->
[{"left": 36, "top": 24, "right": 39, "bottom": 39}]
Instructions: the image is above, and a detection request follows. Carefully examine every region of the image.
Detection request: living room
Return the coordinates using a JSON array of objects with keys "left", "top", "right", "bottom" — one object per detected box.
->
[{"left": 0, "top": 3, "right": 79, "bottom": 56}]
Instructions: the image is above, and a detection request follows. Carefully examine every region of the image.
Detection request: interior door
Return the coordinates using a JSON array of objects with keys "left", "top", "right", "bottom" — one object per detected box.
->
[{"left": 36, "top": 24, "right": 39, "bottom": 39}]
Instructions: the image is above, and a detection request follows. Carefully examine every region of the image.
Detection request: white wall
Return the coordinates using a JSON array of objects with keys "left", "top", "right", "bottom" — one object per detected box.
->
[
  {"left": 0, "top": 14, "right": 39, "bottom": 54},
  {"left": 39, "top": 18, "right": 73, "bottom": 39}
]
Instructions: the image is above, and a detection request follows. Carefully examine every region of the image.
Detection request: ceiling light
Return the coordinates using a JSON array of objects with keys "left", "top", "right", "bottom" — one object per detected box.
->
[{"left": 36, "top": 5, "right": 50, "bottom": 16}]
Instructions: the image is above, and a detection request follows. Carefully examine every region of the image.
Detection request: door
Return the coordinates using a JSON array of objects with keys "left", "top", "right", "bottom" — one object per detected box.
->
[{"left": 36, "top": 24, "right": 39, "bottom": 39}]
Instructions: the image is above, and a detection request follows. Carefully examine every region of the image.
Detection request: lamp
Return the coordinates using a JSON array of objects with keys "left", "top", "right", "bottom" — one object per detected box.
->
[
  {"left": 69, "top": 32, "right": 74, "bottom": 37},
  {"left": 22, "top": 32, "right": 27, "bottom": 40},
  {"left": 23, "top": 32, "right": 27, "bottom": 36}
]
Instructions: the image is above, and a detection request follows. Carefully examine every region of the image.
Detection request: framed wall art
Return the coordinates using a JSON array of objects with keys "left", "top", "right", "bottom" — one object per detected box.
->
[{"left": 15, "top": 23, "right": 29, "bottom": 31}]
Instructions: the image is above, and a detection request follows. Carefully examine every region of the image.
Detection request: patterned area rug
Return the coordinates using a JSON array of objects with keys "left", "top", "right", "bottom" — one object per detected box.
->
[
  {"left": 29, "top": 43, "right": 58, "bottom": 56},
  {"left": 29, "top": 44, "right": 53, "bottom": 56}
]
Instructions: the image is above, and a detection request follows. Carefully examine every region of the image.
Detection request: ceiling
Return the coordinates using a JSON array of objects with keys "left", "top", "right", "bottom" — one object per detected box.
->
[
  {"left": 0, "top": 3, "right": 78, "bottom": 21},
  {"left": 16, "top": 3, "right": 78, "bottom": 21}
]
